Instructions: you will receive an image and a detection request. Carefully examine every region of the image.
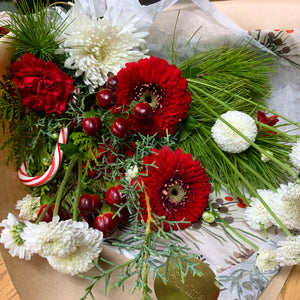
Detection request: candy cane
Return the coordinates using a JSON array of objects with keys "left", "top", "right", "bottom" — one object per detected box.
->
[{"left": 18, "top": 125, "right": 69, "bottom": 186}]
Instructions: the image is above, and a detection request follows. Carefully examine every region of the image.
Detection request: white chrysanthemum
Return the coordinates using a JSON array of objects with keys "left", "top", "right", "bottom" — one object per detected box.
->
[
  {"left": 47, "top": 227, "right": 103, "bottom": 275},
  {"left": 255, "top": 248, "right": 279, "bottom": 272},
  {"left": 125, "top": 165, "right": 139, "bottom": 181},
  {"left": 244, "top": 189, "right": 276, "bottom": 230},
  {"left": 15, "top": 194, "right": 41, "bottom": 221},
  {"left": 271, "top": 200, "right": 300, "bottom": 230},
  {"left": 211, "top": 111, "right": 257, "bottom": 153},
  {"left": 21, "top": 216, "right": 86, "bottom": 258},
  {"left": 289, "top": 139, "right": 300, "bottom": 170},
  {"left": 245, "top": 183, "right": 300, "bottom": 231},
  {"left": 278, "top": 182, "right": 300, "bottom": 203},
  {"left": 270, "top": 184, "right": 300, "bottom": 230},
  {"left": 261, "top": 150, "right": 273, "bottom": 163},
  {"left": 0, "top": 213, "right": 32, "bottom": 260},
  {"left": 276, "top": 235, "right": 300, "bottom": 266},
  {"left": 59, "top": 3, "right": 148, "bottom": 91}
]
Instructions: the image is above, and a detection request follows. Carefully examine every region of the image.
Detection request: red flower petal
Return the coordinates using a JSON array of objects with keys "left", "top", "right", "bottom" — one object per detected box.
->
[
  {"left": 116, "top": 56, "right": 191, "bottom": 137},
  {"left": 10, "top": 53, "right": 74, "bottom": 115},
  {"left": 138, "top": 146, "right": 211, "bottom": 231}
]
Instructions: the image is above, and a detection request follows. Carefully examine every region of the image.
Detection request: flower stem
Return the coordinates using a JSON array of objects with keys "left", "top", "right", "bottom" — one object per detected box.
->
[
  {"left": 53, "top": 154, "right": 79, "bottom": 217},
  {"left": 189, "top": 84, "right": 300, "bottom": 183},
  {"left": 191, "top": 89, "right": 292, "bottom": 236},
  {"left": 35, "top": 196, "right": 56, "bottom": 224},
  {"left": 141, "top": 180, "right": 151, "bottom": 300},
  {"left": 188, "top": 79, "right": 300, "bottom": 130},
  {"left": 209, "top": 202, "right": 259, "bottom": 251},
  {"left": 73, "top": 155, "right": 82, "bottom": 221}
]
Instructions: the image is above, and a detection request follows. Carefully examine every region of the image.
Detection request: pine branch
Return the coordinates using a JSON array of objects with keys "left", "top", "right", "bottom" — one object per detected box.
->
[{"left": 6, "top": 0, "right": 69, "bottom": 64}]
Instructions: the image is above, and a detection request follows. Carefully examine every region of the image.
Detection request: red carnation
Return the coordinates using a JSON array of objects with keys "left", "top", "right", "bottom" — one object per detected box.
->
[
  {"left": 257, "top": 111, "right": 279, "bottom": 135},
  {"left": 115, "top": 56, "right": 191, "bottom": 137},
  {"left": 138, "top": 146, "right": 211, "bottom": 231},
  {"left": 11, "top": 53, "right": 74, "bottom": 114}
]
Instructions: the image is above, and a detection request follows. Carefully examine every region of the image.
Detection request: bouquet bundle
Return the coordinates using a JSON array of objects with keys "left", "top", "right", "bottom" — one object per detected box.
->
[{"left": 0, "top": 1, "right": 299, "bottom": 299}]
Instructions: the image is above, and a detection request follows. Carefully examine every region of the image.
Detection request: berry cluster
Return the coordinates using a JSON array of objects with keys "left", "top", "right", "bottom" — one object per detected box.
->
[
  {"left": 79, "top": 185, "right": 129, "bottom": 238},
  {"left": 37, "top": 184, "right": 129, "bottom": 238},
  {"left": 81, "top": 75, "right": 154, "bottom": 139}
]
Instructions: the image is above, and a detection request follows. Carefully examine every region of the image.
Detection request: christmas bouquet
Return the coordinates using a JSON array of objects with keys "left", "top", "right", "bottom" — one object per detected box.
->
[{"left": 0, "top": 0, "right": 299, "bottom": 299}]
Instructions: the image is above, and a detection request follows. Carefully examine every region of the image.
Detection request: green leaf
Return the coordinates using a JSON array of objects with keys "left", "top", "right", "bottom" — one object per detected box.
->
[
  {"left": 129, "top": 100, "right": 139, "bottom": 111},
  {"left": 178, "top": 127, "right": 193, "bottom": 142},
  {"left": 184, "top": 115, "right": 199, "bottom": 130},
  {"left": 82, "top": 110, "right": 96, "bottom": 119},
  {"left": 40, "top": 194, "right": 51, "bottom": 206},
  {"left": 59, "top": 142, "right": 81, "bottom": 157}
]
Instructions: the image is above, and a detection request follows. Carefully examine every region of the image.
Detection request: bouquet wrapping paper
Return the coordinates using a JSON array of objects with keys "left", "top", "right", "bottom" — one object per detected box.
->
[{"left": 0, "top": 0, "right": 299, "bottom": 299}]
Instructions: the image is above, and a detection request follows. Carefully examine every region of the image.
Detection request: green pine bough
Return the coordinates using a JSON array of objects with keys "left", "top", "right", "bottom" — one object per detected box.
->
[{"left": 177, "top": 46, "right": 300, "bottom": 237}]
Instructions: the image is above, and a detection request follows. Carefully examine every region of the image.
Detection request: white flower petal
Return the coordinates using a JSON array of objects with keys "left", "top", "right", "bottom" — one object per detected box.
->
[
  {"left": 0, "top": 213, "right": 32, "bottom": 260},
  {"left": 289, "top": 139, "right": 300, "bottom": 170},
  {"left": 245, "top": 183, "right": 300, "bottom": 231},
  {"left": 47, "top": 227, "right": 103, "bottom": 275},
  {"left": 244, "top": 189, "right": 275, "bottom": 231},
  {"left": 276, "top": 235, "right": 300, "bottom": 266},
  {"left": 58, "top": 5, "right": 148, "bottom": 91},
  {"left": 125, "top": 165, "right": 139, "bottom": 182},
  {"left": 15, "top": 194, "right": 41, "bottom": 221},
  {"left": 255, "top": 248, "right": 279, "bottom": 272},
  {"left": 211, "top": 111, "right": 257, "bottom": 153},
  {"left": 21, "top": 217, "right": 88, "bottom": 258}
]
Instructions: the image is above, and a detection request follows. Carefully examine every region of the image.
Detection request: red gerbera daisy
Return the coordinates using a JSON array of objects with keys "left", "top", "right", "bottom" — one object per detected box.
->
[
  {"left": 138, "top": 146, "right": 211, "bottom": 231},
  {"left": 115, "top": 56, "right": 191, "bottom": 137}
]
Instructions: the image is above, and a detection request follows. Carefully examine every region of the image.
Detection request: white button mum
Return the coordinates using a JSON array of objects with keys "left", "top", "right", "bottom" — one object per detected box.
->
[
  {"left": 255, "top": 248, "right": 279, "bottom": 272},
  {"left": 47, "top": 226, "right": 103, "bottom": 275},
  {"left": 244, "top": 189, "right": 275, "bottom": 231},
  {"left": 245, "top": 183, "right": 300, "bottom": 231},
  {"left": 289, "top": 138, "right": 300, "bottom": 170},
  {"left": 59, "top": 3, "right": 148, "bottom": 91},
  {"left": 211, "top": 111, "right": 257, "bottom": 153},
  {"left": 270, "top": 183, "right": 300, "bottom": 230},
  {"left": 125, "top": 165, "right": 139, "bottom": 182},
  {"left": 279, "top": 183, "right": 300, "bottom": 204},
  {"left": 261, "top": 150, "right": 273, "bottom": 163},
  {"left": 15, "top": 194, "right": 41, "bottom": 221},
  {"left": 21, "top": 216, "right": 88, "bottom": 258},
  {"left": 276, "top": 235, "right": 300, "bottom": 266},
  {"left": 0, "top": 213, "right": 32, "bottom": 260}
]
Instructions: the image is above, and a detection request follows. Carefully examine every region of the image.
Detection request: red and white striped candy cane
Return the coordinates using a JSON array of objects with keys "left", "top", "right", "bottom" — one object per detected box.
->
[{"left": 18, "top": 125, "right": 69, "bottom": 186}]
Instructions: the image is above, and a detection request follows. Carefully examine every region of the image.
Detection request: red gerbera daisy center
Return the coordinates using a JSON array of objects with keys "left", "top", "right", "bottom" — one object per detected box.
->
[
  {"left": 162, "top": 179, "right": 189, "bottom": 207},
  {"left": 134, "top": 83, "right": 164, "bottom": 111}
]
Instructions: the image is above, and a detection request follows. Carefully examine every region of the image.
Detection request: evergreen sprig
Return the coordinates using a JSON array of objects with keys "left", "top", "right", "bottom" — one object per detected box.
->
[
  {"left": 80, "top": 178, "right": 202, "bottom": 300},
  {"left": 0, "top": 80, "right": 37, "bottom": 167},
  {"left": 179, "top": 81, "right": 299, "bottom": 198},
  {"left": 6, "top": 0, "right": 69, "bottom": 64}
]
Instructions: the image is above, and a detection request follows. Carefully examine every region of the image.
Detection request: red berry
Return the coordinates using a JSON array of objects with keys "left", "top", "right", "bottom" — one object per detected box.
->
[
  {"left": 82, "top": 117, "right": 102, "bottom": 136},
  {"left": 133, "top": 103, "right": 153, "bottom": 119},
  {"left": 105, "top": 186, "right": 124, "bottom": 206},
  {"left": 37, "top": 204, "right": 63, "bottom": 222},
  {"left": 106, "top": 75, "right": 118, "bottom": 91},
  {"left": 110, "top": 118, "right": 130, "bottom": 138},
  {"left": 118, "top": 207, "right": 130, "bottom": 226},
  {"left": 94, "top": 212, "right": 119, "bottom": 238},
  {"left": 0, "top": 27, "right": 9, "bottom": 36},
  {"left": 97, "top": 88, "right": 117, "bottom": 109},
  {"left": 79, "top": 194, "right": 102, "bottom": 217}
]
